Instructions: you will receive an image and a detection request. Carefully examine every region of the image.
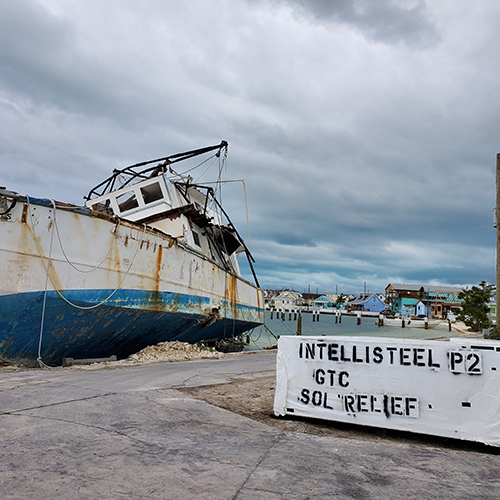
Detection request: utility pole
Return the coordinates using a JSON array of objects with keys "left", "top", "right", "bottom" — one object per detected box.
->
[{"left": 496, "top": 154, "right": 500, "bottom": 326}]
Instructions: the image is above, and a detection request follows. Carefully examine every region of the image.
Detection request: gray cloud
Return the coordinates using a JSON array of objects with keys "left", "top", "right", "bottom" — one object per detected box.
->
[
  {"left": 248, "top": 0, "right": 439, "bottom": 46},
  {"left": 0, "top": 0, "right": 498, "bottom": 294}
]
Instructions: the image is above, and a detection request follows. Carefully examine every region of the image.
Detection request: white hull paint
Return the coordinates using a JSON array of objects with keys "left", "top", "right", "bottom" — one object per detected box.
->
[
  {"left": 0, "top": 195, "right": 263, "bottom": 365},
  {"left": 0, "top": 142, "right": 264, "bottom": 366}
]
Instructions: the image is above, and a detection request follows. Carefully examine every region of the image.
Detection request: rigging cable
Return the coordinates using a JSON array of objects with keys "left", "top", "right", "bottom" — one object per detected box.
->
[
  {"left": 26, "top": 198, "right": 146, "bottom": 367},
  {"left": 35, "top": 198, "right": 57, "bottom": 369},
  {"left": 53, "top": 211, "right": 121, "bottom": 273}
]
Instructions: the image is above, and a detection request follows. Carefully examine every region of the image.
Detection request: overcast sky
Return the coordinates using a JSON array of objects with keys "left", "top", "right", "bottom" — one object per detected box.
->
[{"left": 1, "top": 0, "right": 499, "bottom": 295}]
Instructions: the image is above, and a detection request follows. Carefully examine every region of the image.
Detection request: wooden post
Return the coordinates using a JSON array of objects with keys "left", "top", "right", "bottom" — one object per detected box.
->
[{"left": 297, "top": 314, "right": 302, "bottom": 335}]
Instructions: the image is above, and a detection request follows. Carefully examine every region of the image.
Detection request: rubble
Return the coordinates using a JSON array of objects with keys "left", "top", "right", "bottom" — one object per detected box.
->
[
  {"left": 128, "top": 341, "right": 229, "bottom": 363},
  {"left": 67, "top": 341, "right": 232, "bottom": 370}
]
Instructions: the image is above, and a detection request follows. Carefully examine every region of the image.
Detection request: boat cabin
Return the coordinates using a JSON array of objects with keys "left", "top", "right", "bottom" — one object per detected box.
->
[
  {"left": 84, "top": 142, "right": 255, "bottom": 280},
  {"left": 87, "top": 174, "right": 243, "bottom": 267}
]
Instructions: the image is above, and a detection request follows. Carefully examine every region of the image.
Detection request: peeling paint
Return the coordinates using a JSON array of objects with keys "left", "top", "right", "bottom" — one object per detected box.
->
[{"left": 0, "top": 195, "right": 263, "bottom": 366}]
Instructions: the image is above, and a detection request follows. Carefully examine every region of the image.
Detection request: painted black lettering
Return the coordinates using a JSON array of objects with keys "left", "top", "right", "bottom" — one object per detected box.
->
[
  {"left": 391, "top": 396, "right": 404, "bottom": 416},
  {"left": 305, "top": 343, "right": 315, "bottom": 359},
  {"left": 357, "top": 394, "right": 369, "bottom": 412},
  {"left": 370, "top": 395, "right": 382, "bottom": 413},
  {"left": 323, "top": 392, "right": 333, "bottom": 410},
  {"left": 450, "top": 351, "right": 463, "bottom": 371},
  {"left": 300, "top": 388, "right": 310, "bottom": 404},
  {"left": 328, "top": 343, "right": 339, "bottom": 361},
  {"left": 365, "top": 346, "right": 370, "bottom": 363},
  {"left": 315, "top": 369, "right": 325, "bottom": 385},
  {"left": 428, "top": 349, "right": 440, "bottom": 368},
  {"left": 413, "top": 348, "right": 425, "bottom": 366},
  {"left": 387, "top": 347, "right": 397, "bottom": 364},
  {"left": 312, "top": 391, "right": 322, "bottom": 406},
  {"left": 339, "top": 371, "right": 349, "bottom": 388},
  {"left": 400, "top": 348, "right": 411, "bottom": 366},
  {"left": 340, "top": 345, "right": 351, "bottom": 362},
  {"left": 299, "top": 343, "right": 303, "bottom": 358},
  {"left": 317, "top": 343, "right": 326, "bottom": 359},
  {"left": 327, "top": 369, "right": 336, "bottom": 386},
  {"left": 353, "top": 345, "right": 364, "bottom": 363},
  {"left": 467, "top": 353, "right": 481, "bottom": 373},
  {"left": 405, "top": 397, "right": 418, "bottom": 416},
  {"left": 373, "top": 346, "right": 383, "bottom": 363},
  {"left": 344, "top": 395, "right": 355, "bottom": 413},
  {"left": 383, "top": 395, "right": 390, "bottom": 418}
]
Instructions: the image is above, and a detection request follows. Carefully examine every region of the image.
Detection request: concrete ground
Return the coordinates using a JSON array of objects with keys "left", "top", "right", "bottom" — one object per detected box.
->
[{"left": 1, "top": 350, "right": 499, "bottom": 499}]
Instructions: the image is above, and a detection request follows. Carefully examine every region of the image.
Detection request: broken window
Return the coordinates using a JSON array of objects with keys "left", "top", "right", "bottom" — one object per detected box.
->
[
  {"left": 117, "top": 190, "right": 139, "bottom": 212},
  {"left": 141, "top": 182, "right": 163, "bottom": 205},
  {"left": 192, "top": 230, "right": 201, "bottom": 247}
]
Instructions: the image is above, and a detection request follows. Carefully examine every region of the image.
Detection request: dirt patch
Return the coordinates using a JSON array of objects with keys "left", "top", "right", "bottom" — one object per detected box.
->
[
  {"left": 179, "top": 374, "right": 498, "bottom": 452},
  {"left": 180, "top": 374, "right": 404, "bottom": 442}
]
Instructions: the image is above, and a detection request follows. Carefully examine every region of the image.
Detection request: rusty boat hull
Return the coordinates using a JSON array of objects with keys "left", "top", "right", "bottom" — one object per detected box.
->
[{"left": 0, "top": 192, "right": 264, "bottom": 366}]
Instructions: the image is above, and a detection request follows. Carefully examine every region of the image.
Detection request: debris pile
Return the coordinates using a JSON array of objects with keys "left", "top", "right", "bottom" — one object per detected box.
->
[{"left": 128, "top": 341, "right": 228, "bottom": 363}]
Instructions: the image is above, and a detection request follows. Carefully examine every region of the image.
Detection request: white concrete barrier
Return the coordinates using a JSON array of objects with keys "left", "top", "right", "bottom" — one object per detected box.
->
[{"left": 274, "top": 335, "right": 500, "bottom": 446}]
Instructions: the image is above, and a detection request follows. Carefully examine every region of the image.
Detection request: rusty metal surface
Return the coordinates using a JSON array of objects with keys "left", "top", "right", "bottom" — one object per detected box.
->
[{"left": 0, "top": 193, "right": 264, "bottom": 365}]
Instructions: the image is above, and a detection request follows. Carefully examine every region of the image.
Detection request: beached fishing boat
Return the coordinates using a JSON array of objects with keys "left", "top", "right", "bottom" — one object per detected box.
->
[{"left": 0, "top": 141, "right": 264, "bottom": 366}]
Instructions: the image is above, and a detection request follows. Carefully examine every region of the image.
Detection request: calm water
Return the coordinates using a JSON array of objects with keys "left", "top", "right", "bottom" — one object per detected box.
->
[{"left": 245, "top": 312, "right": 452, "bottom": 351}]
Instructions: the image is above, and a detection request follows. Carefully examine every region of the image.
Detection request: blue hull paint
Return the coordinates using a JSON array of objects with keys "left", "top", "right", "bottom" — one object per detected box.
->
[{"left": 0, "top": 289, "right": 261, "bottom": 366}]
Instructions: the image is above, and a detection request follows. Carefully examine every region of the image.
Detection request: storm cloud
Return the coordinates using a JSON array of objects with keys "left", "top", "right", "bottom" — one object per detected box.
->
[{"left": 0, "top": 0, "right": 498, "bottom": 294}]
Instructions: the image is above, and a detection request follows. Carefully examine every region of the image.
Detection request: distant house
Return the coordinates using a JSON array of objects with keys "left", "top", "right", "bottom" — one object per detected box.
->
[
  {"left": 416, "top": 300, "right": 430, "bottom": 317},
  {"left": 264, "top": 289, "right": 279, "bottom": 309},
  {"left": 348, "top": 293, "right": 386, "bottom": 313},
  {"left": 274, "top": 291, "right": 303, "bottom": 309},
  {"left": 312, "top": 295, "right": 335, "bottom": 308},
  {"left": 385, "top": 283, "right": 462, "bottom": 318},
  {"left": 312, "top": 294, "right": 347, "bottom": 309},
  {"left": 399, "top": 298, "right": 420, "bottom": 317},
  {"left": 302, "top": 293, "right": 322, "bottom": 306}
]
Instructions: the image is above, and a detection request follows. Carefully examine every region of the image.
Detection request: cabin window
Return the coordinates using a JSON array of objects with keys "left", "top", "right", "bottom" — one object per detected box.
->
[
  {"left": 117, "top": 190, "right": 139, "bottom": 212},
  {"left": 141, "top": 182, "right": 163, "bottom": 205},
  {"left": 192, "top": 230, "right": 201, "bottom": 247}
]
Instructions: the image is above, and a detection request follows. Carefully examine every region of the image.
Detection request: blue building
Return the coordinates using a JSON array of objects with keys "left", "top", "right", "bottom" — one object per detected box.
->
[
  {"left": 312, "top": 295, "right": 334, "bottom": 308},
  {"left": 348, "top": 293, "right": 386, "bottom": 313}
]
